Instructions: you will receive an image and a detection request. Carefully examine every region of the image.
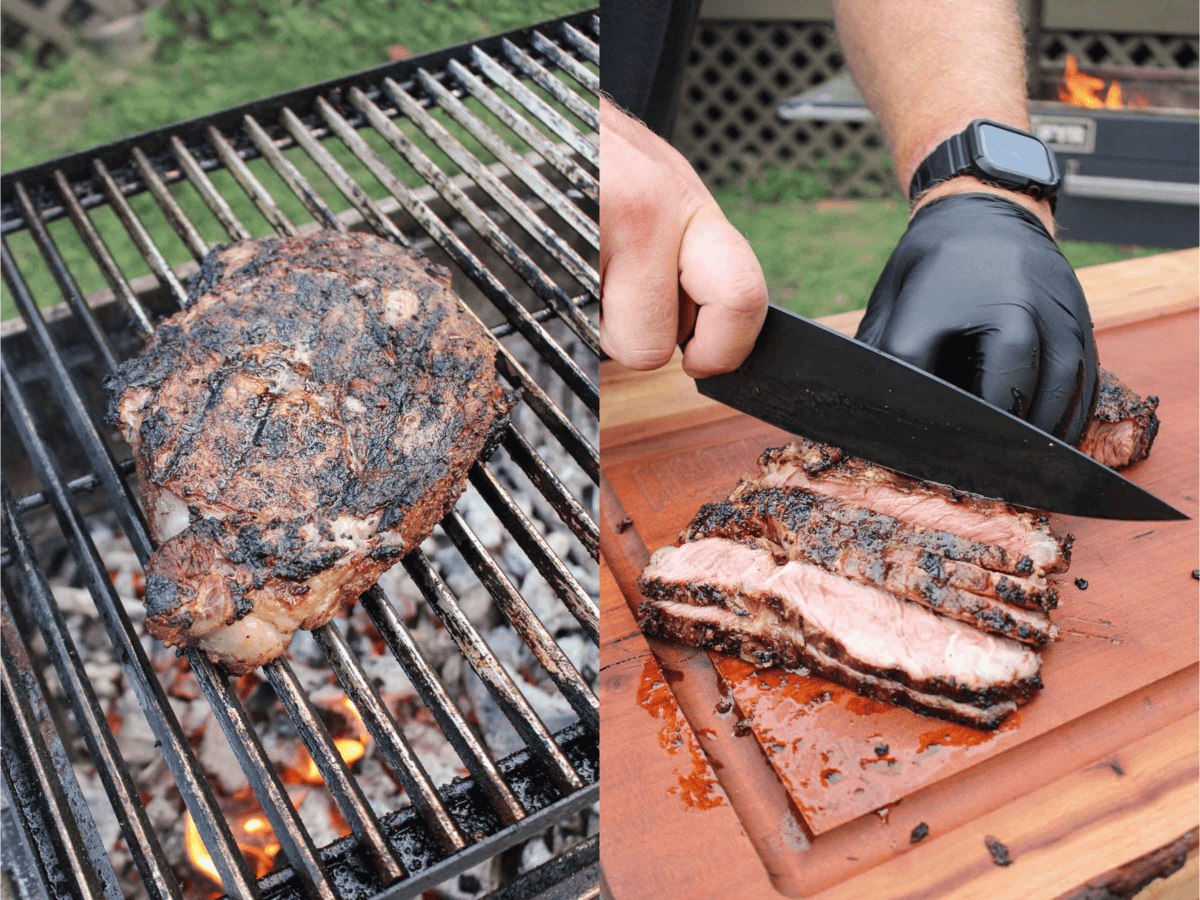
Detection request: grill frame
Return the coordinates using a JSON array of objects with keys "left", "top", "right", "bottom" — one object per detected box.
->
[{"left": 1, "top": 9, "right": 600, "bottom": 900}]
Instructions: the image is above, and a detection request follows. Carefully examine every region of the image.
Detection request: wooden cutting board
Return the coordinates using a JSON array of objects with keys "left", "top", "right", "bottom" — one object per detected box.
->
[{"left": 600, "top": 248, "right": 1200, "bottom": 898}]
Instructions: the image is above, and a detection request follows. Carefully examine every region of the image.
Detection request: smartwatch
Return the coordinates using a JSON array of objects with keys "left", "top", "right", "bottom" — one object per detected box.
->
[{"left": 909, "top": 119, "right": 1062, "bottom": 211}]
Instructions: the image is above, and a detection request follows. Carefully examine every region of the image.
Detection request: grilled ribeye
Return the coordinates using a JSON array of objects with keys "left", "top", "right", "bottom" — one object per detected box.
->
[
  {"left": 1077, "top": 369, "right": 1161, "bottom": 470},
  {"left": 108, "top": 232, "right": 513, "bottom": 673}
]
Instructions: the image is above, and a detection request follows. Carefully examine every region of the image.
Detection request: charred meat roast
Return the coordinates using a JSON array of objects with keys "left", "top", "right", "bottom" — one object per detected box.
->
[{"left": 108, "top": 231, "right": 513, "bottom": 673}]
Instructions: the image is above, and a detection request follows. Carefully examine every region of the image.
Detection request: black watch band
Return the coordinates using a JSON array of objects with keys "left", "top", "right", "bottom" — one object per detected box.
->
[
  {"left": 909, "top": 132, "right": 972, "bottom": 198},
  {"left": 909, "top": 120, "right": 1060, "bottom": 213}
]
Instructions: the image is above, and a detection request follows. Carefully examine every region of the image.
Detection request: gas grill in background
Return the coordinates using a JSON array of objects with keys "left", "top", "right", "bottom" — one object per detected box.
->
[{"left": 0, "top": 10, "right": 599, "bottom": 900}]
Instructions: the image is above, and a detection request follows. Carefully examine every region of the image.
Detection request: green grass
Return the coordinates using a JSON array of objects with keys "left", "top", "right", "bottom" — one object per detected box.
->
[
  {"left": 713, "top": 189, "right": 1170, "bottom": 320},
  {"left": 1, "top": 0, "right": 595, "bottom": 319}
]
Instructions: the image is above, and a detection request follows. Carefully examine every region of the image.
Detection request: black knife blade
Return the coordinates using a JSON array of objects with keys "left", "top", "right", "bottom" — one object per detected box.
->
[{"left": 696, "top": 305, "right": 1187, "bottom": 521}]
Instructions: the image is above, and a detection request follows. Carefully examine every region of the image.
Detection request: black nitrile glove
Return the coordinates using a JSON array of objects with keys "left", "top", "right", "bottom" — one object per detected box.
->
[{"left": 855, "top": 193, "right": 1099, "bottom": 446}]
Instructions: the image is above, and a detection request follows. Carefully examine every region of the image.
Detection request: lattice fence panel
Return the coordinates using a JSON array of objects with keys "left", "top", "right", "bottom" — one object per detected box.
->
[
  {"left": 1, "top": 0, "right": 145, "bottom": 70},
  {"left": 673, "top": 20, "right": 893, "bottom": 197},
  {"left": 677, "top": 21, "right": 1199, "bottom": 196},
  {"left": 1040, "top": 30, "right": 1199, "bottom": 70}
]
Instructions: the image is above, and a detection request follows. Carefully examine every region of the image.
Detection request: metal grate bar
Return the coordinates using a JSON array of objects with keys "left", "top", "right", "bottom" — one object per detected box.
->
[
  {"left": 369, "top": 80, "right": 600, "bottom": 352},
  {"left": 1, "top": 602, "right": 123, "bottom": 900},
  {"left": 445, "top": 59, "right": 598, "bottom": 202},
  {"left": 91, "top": 160, "right": 190, "bottom": 309},
  {"left": 53, "top": 169, "right": 157, "bottom": 334},
  {"left": 530, "top": 30, "right": 598, "bottom": 94},
  {"left": 0, "top": 354, "right": 267, "bottom": 897},
  {"left": 187, "top": 658, "right": 337, "bottom": 900},
  {"left": 1, "top": 481, "right": 183, "bottom": 900},
  {"left": 382, "top": 76, "right": 600, "bottom": 293},
  {"left": 309, "top": 620, "right": 469, "bottom": 856},
  {"left": 312, "top": 95, "right": 599, "bottom": 418},
  {"left": 244, "top": 114, "right": 349, "bottom": 234},
  {"left": 263, "top": 659, "right": 406, "bottom": 885},
  {"left": 502, "top": 426, "right": 598, "bottom": 560},
  {"left": 131, "top": 147, "right": 212, "bottom": 260},
  {"left": 470, "top": 48, "right": 599, "bottom": 168},
  {"left": 8, "top": 458, "right": 135, "bottom": 518},
  {"left": 415, "top": 68, "right": 598, "bottom": 248},
  {"left": 278, "top": 107, "right": 410, "bottom": 244},
  {"left": 12, "top": 184, "right": 120, "bottom": 374},
  {"left": 559, "top": 21, "right": 599, "bottom": 66},
  {"left": 501, "top": 39, "right": 599, "bottom": 132},
  {"left": 441, "top": 510, "right": 598, "bottom": 733},
  {"left": 207, "top": 125, "right": 299, "bottom": 236},
  {"left": 469, "top": 464, "right": 598, "bottom": 642},
  {"left": 495, "top": 351, "right": 598, "bottom": 480},
  {"left": 171, "top": 135, "right": 253, "bottom": 241},
  {"left": 359, "top": 584, "right": 526, "bottom": 826},
  {"left": 402, "top": 551, "right": 583, "bottom": 796},
  {"left": 2, "top": 241, "right": 151, "bottom": 559}
]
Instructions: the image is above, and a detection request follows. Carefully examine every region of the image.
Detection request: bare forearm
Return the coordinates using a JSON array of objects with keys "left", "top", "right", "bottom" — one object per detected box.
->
[{"left": 832, "top": 0, "right": 1053, "bottom": 231}]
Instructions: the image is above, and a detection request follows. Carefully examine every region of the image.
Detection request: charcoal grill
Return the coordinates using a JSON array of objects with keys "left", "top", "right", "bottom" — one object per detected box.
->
[
  {"left": 778, "top": 69, "right": 1199, "bottom": 249},
  {"left": 0, "top": 9, "right": 599, "bottom": 899}
]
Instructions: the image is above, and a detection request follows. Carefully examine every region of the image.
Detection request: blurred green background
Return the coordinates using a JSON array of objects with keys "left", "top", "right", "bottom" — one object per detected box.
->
[{"left": 1, "top": 0, "right": 594, "bottom": 319}]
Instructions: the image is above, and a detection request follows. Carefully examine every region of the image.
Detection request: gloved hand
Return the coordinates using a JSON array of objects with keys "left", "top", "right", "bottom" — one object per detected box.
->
[{"left": 855, "top": 192, "right": 1099, "bottom": 446}]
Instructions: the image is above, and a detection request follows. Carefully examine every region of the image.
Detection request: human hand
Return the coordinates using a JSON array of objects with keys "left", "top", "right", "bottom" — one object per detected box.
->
[
  {"left": 600, "top": 97, "right": 768, "bottom": 377},
  {"left": 855, "top": 192, "right": 1099, "bottom": 445}
]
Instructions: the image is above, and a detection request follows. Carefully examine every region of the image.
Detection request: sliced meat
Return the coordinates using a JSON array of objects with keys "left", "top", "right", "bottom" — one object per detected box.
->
[
  {"left": 643, "top": 601, "right": 1017, "bottom": 730},
  {"left": 108, "top": 232, "right": 513, "bottom": 673},
  {"left": 638, "top": 538, "right": 1043, "bottom": 724},
  {"left": 1077, "top": 369, "right": 1161, "bottom": 470},
  {"left": 743, "top": 438, "right": 1072, "bottom": 575},
  {"left": 683, "top": 489, "right": 1056, "bottom": 644}
]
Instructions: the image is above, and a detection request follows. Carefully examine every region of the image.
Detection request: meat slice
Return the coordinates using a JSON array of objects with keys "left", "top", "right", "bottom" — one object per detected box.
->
[
  {"left": 1077, "top": 369, "right": 1161, "bottom": 470},
  {"left": 743, "top": 438, "right": 1072, "bottom": 575},
  {"left": 644, "top": 601, "right": 1017, "bottom": 730},
  {"left": 107, "top": 232, "right": 513, "bottom": 673},
  {"left": 683, "top": 489, "right": 1055, "bottom": 644},
  {"left": 638, "top": 539, "right": 1042, "bottom": 728}
]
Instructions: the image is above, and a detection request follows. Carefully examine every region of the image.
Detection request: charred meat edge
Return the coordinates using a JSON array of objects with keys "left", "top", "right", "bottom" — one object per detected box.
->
[
  {"left": 640, "top": 600, "right": 1019, "bottom": 730},
  {"left": 744, "top": 438, "right": 1073, "bottom": 575},
  {"left": 638, "top": 540, "right": 1043, "bottom": 711},
  {"left": 683, "top": 490, "right": 1056, "bottom": 645}
]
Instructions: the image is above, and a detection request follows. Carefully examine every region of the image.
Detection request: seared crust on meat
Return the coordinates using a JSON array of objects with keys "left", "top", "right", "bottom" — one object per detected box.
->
[
  {"left": 746, "top": 438, "right": 1073, "bottom": 575},
  {"left": 683, "top": 489, "right": 1055, "bottom": 644},
  {"left": 107, "top": 232, "right": 513, "bottom": 672},
  {"left": 639, "top": 600, "right": 1019, "bottom": 730},
  {"left": 1077, "top": 369, "right": 1161, "bottom": 470}
]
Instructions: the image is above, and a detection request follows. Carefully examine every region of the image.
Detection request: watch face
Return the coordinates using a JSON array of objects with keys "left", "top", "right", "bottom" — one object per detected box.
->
[{"left": 977, "top": 123, "right": 1054, "bottom": 182}]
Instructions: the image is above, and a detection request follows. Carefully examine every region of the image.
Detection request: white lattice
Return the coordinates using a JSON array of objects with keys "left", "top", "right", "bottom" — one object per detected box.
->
[{"left": 677, "top": 21, "right": 1199, "bottom": 196}]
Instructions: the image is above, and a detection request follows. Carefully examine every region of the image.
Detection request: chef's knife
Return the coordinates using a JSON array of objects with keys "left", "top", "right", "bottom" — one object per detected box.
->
[{"left": 696, "top": 304, "right": 1187, "bottom": 521}]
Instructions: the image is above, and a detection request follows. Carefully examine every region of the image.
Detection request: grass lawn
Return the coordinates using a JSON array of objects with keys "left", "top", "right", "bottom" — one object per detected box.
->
[
  {"left": 713, "top": 190, "right": 1171, "bottom": 321},
  {"left": 1, "top": 0, "right": 595, "bottom": 319}
]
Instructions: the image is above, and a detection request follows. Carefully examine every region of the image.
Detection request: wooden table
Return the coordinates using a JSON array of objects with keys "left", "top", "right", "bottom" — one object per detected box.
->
[{"left": 599, "top": 249, "right": 1200, "bottom": 899}]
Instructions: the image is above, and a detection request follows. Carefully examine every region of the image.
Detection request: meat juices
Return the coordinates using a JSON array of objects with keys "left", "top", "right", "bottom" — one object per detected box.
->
[{"left": 108, "top": 232, "right": 513, "bottom": 673}]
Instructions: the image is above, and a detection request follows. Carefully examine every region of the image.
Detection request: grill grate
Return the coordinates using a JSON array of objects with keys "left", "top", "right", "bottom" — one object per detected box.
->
[{"left": 1, "top": 10, "right": 599, "bottom": 900}]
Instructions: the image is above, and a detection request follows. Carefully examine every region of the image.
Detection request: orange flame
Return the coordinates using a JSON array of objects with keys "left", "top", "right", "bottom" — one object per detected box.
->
[
  {"left": 1058, "top": 53, "right": 1148, "bottom": 108},
  {"left": 185, "top": 810, "right": 282, "bottom": 886},
  {"left": 185, "top": 718, "right": 367, "bottom": 886}
]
